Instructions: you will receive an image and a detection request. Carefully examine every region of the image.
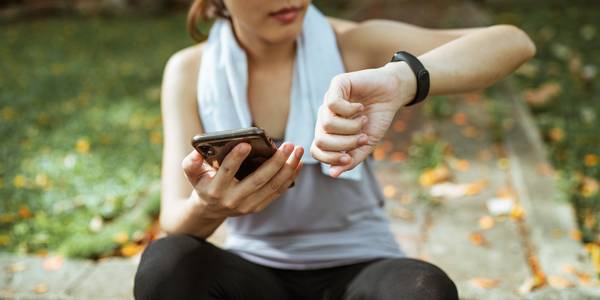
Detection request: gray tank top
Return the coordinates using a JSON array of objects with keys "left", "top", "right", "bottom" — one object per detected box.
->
[{"left": 224, "top": 139, "right": 404, "bottom": 269}]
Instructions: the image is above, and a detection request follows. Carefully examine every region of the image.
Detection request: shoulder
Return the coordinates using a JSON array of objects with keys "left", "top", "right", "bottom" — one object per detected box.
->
[
  {"left": 164, "top": 42, "right": 205, "bottom": 80},
  {"left": 326, "top": 16, "right": 369, "bottom": 72},
  {"left": 162, "top": 43, "right": 205, "bottom": 104}
]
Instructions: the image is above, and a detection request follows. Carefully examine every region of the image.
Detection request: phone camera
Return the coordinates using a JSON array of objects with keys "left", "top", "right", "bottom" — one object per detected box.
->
[{"left": 199, "top": 145, "right": 215, "bottom": 156}]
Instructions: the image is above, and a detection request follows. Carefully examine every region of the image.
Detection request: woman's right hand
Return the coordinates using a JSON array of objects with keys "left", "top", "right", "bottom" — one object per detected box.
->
[{"left": 181, "top": 142, "right": 303, "bottom": 219}]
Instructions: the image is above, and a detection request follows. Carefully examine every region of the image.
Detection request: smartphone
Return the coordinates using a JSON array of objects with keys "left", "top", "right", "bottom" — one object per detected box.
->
[{"left": 191, "top": 127, "right": 293, "bottom": 185}]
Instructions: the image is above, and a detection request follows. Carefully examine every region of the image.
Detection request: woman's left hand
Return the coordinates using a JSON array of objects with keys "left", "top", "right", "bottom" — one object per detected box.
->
[{"left": 311, "top": 63, "right": 416, "bottom": 177}]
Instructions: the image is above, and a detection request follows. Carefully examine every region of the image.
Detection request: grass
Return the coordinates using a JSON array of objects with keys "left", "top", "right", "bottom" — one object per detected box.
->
[
  {"left": 0, "top": 13, "right": 192, "bottom": 257},
  {"left": 487, "top": 2, "right": 600, "bottom": 244}
]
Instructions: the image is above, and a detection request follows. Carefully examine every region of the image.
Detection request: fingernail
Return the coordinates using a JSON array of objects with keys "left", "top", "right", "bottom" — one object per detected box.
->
[
  {"left": 283, "top": 144, "right": 294, "bottom": 155},
  {"left": 237, "top": 143, "right": 249, "bottom": 154},
  {"left": 339, "top": 155, "right": 350, "bottom": 164},
  {"left": 358, "top": 134, "right": 368, "bottom": 144},
  {"left": 361, "top": 116, "right": 368, "bottom": 125}
]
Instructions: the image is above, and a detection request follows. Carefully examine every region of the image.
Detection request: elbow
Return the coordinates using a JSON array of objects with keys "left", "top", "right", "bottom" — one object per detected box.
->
[{"left": 493, "top": 24, "right": 537, "bottom": 60}]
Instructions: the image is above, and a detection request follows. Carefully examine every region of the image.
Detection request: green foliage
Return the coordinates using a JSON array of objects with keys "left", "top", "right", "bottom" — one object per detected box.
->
[
  {"left": 490, "top": 3, "right": 600, "bottom": 242},
  {"left": 0, "top": 14, "right": 191, "bottom": 256},
  {"left": 407, "top": 133, "right": 447, "bottom": 173}
]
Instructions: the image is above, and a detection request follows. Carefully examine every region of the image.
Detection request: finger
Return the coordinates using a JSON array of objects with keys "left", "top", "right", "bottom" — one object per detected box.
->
[
  {"left": 235, "top": 142, "right": 295, "bottom": 195},
  {"left": 313, "top": 131, "right": 369, "bottom": 152},
  {"left": 320, "top": 106, "right": 367, "bottom": 135},
  {"left": 237, "top": 146, "right": 304, "bottom": 214},
  {"left": 330, "top": 145, "right": 372, "bottom": 178},
  {"left": 325, "top": 98, "right": 364, "bottom": 118},
  {"left": 210, "top": 142, "right": 252, "bottom": 191},
  {"left": 182, "top": 150, "right": 212, "bottom": 186},
  {"left": 323, "top": 75, "right": 364, "bottom": 118},
  {"left": 310, "top": 142, "right": 353, "bottom": 165}
]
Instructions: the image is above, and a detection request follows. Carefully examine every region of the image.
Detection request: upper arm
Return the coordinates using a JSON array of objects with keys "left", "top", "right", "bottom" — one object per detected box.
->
[
  {"left": 160, "top": 44, "right": 204, "bottom": 207},
  {"left": 338, "top": 19, "right": 486, "bottom": 70}
]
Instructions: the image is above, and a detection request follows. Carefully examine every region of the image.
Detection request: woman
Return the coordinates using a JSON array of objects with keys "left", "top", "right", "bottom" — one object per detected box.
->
[{"left": 134, "top": 1, "right": 535, "bottom": 299}]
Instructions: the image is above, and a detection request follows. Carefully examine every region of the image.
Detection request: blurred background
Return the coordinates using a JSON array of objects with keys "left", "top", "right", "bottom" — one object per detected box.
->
[{"left": 1, "top": 0, "right": 599, "bottom": 298}]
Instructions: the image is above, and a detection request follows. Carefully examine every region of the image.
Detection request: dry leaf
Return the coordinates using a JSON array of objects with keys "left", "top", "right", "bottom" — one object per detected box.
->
[
  {"left": 373, "top": 147, "right": 386, "bottom": 160},
  {"left": 389, "top": 151, "right": 406, "bottom": 162},
  {"left": 449, "top": 158, "right": 470, "bottom": 172},
  {"left": 518, "top": 275, "right": 546, "bottom": 295},
  {"left": 42, "top": 256, "right": 64, "bottom": 272},
  {"left": 120, "top": 243, "right": 145, "bottom": 257},
  {"left": 7, "top": 262, "right": 26, "bottom": 273},
  {"left": 469, "top": 232, "right": 488, "bottom": 246},
  {"left": 452, "top": 112, "right": 467, "bottom": 126},
  {"left": 523, "top": 82, "right": 561, "bottom": 107},
  {"left": 113, "top": 231, "right": 129, "bottom": 245},
  {"left": 392, "top": 120, "right": 406, "bottom": 132},
  {"left": 419, "top": 166, "right": 451, "bottom": 187},
  {"left": 33, "top": 283, "right": 48, "bottom": 294},
  {"left": 570, "top": 230, "right": 582, "bottom": 241},
  {"left": 548, "top": 276, "right": 575, "bottom": 289},
  {"left": 469, "top": 277, "right": 500, "bottom": 288},
  {"left": 383, "top": 185, "right": 397, "bottom": 198},
  {"left": 563, "top": 264, "right": 593, "bottom": 285},
  {"left": 510, "top": 204, "right": 525, "bottom": 220},
  {"left": 465, "top": 180, "right": 488, "bottom": 196},
  {"left": 479, "top": 215, "right": 495, "bottom": 230},
  {"left": 461, "top": 126, "right": 478, "bottom": 138}
]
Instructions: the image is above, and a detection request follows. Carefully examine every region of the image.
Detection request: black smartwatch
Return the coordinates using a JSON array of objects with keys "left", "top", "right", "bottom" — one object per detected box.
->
[{"left": 390, "top": 51, "right": 430, "bottom": 107}]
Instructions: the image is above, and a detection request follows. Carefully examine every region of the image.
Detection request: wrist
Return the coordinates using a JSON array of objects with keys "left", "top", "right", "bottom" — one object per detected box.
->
[
  {"left": 188, "top": 191, "right": 227, "bottom": 220},
  {"left": 381, "top": 61, "right": 417, "bottom": 108}
]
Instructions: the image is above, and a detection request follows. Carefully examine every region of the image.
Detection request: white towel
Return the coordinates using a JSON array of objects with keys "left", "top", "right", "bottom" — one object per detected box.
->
[{"left": 197, "top": 5, "right": 363, "bottom": 180}]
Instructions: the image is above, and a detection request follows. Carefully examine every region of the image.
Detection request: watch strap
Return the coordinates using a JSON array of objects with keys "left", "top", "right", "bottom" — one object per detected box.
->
[{"left": 390, "top": 51, "right": 430, "bottom": 107}]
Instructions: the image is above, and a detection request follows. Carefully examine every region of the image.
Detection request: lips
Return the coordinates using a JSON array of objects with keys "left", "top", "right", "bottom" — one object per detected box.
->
[{"left": 269, "top": 6, "right": 301, "bottom": 24}]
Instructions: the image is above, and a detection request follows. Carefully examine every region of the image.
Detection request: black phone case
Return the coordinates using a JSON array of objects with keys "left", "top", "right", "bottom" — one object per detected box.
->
[{"left": 191, "top": 127, "right": 278, "bottom": 181}]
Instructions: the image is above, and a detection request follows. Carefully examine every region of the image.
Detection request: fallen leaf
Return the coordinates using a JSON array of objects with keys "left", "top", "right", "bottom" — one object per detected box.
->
[
  {"left": 392, "top": 120, "right": 406, "bottom": 132},
  {"left": 563, "top": 264, "right": 592, "bottom": 285},
  {"left": 113, "top": 231, "right": 129, "bottom": 245},
  {"left": 75, "top": 137, "right": 90, "bottom": 154},
  {"left": 383, "top": 185, "right": 397, "bottom": 198},
  {"left": 7, "top": 262, "right": 26, "bottom": 273},
  {"left": 18, "top": 206, "right": 33, "bottom": 219},
  {"left": 548, "top": 127, "right": 565, "bottom": 142},
  {"left": 510, "top": 204, "right": 525, "bottom": 220},
  {"left": 518, "top": 275, "right": 546, "bottom": 295},
  {"left": 497, "top": 158, "right": 509, "bottom": 170},
  {"left": 461, "top": 126, "right": 478, "bottom": 138},
  {"left": 570, "top": 230, "right": 582, "bottom": 241},
  {"left": 585, "top": 243, "right": 600, "bottom": 273},
  {"left": 419, "top": 166, "right": 451, "bottom": 187},
  {"left": 523, "top": 82, "right": 561, "bottom": 107},
  {"left": 121, "top": 243, "right": 145, "bottom": 257},
  {"left": 451, "top": 159, "right": 470, "bottom": 172},
  {"left": 469, "top": 277, "right": 500, "bottom": 289},
  {"left": 42, "top": 256, "right": 64, "bottom": 272},
  {"left": 373, "top": 147, "right": 386, "bottom": 160},
  {"left": 452, "top": 112, "right": 467, "bottom": 125},
  {"left": 465, "top": 180, "right": 488, "bottom": 196},
  {"left": 479, "top": 215, "right": 495, "bottom": 230},
  {"left": 469, "top": 232, "right": 488, "bottom": 246},
  {"left": 548, "top": 276, "right": 575, "bottom": 289},
  {"left": 389, "top": 151, "right": 406, "bottom": 162},
  {"left": 33, "top": 283, "right": 48, "bottom": 294}
]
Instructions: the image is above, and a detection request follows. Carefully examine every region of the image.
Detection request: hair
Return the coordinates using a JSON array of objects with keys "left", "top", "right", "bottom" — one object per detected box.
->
[{"left": 187, "top": 0, "right": 229, "bottom": 42}]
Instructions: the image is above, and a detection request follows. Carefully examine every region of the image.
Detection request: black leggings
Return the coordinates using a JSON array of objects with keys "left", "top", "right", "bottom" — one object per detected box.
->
[{"left": 134, "top": 235, "right": 458, "bottom": 300}]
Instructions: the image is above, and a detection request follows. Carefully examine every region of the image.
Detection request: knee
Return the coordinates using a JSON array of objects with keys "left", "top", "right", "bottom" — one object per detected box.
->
[
  {"left": 134, "top": 234, "right": 216, "bottom": 299},
  {"left": 402, "top": 259, "right": 458, "bottom": 300},
  {"left": 348, "top": 258, "right": 458, "bottom": 300}
]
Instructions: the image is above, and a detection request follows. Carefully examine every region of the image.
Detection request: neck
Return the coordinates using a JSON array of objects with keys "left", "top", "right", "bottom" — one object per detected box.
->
[{"left": 231, "top": 21, "right": 296, "bottom": 66}]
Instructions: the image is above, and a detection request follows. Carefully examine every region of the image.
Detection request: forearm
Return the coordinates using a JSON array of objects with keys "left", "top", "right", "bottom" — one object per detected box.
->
[
  {"left": 159, "top": 191, "right": 226, "bottom": 239},
  {"left": 388, "top": 25, "right": 536, "bottom": 97}
]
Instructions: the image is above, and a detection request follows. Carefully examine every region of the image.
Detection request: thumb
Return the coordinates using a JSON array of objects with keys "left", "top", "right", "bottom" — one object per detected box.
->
[
  {"left": 325, "top": 74, "right": 364, "bottom": 117},
  {"left": 182, "top": 150, "right": 215, "bottom": 187}
]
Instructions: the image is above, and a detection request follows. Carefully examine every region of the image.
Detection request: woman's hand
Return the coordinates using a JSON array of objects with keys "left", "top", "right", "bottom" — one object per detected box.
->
[
  {"left": 181, "top": 142, "right": 303, "bottom": 218},
  {"left": 311, "top": 63, "right": 416, "bottom": 177}
]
